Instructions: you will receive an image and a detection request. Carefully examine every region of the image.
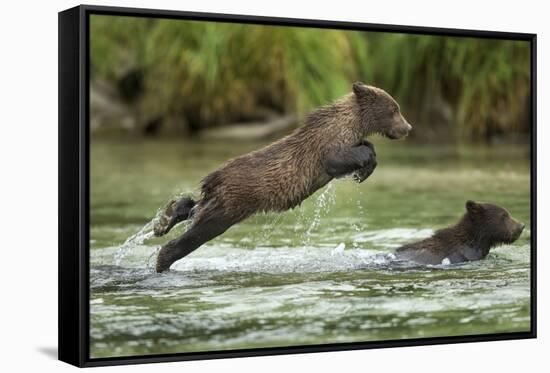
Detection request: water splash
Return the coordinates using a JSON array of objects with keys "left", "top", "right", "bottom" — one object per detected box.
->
[
  {"left": 254, "top": 213, "right": 284, "bottom": 244},
  {"left": 146, "top": 247, "right": 161, "bottom": 270},
  {"left": 114, "top": 193, "right": 197, "bottom": 266},
  {"left": 303, "top": 182, "right": 336, "bottom": 246},
  {"left": 350, "top": 187, "right": 366, "bottom": 248},
  {"left": 260, "top": 214, "right": 282, "bottom": 243},
  {"left": 114, "top": 219, "right": 157, "bottom": 266},
  {"left": 331, "top": 242, "right": 346, "bottom": 256}
]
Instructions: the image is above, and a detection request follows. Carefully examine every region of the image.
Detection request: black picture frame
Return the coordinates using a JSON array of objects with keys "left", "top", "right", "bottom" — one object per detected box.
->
[{"left": 58, "top": 4, "right": 537, "bottom": 368}]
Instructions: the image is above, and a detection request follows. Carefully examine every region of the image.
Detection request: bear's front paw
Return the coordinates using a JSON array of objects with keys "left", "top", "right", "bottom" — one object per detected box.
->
[
  {"left": 353, "top": 158, "right": 377, "bottom": 183},
  {"left": 358, "top": 144, "right": 376, "bottom": 168}
]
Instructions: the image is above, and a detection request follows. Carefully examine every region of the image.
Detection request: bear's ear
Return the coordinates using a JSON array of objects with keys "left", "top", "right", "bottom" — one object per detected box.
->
[
  {"left": 352, "top": 82, "right": 374, "bottom": 99},
  {"left": 466, "top": 200, "right": 483, "bottom": 214}
]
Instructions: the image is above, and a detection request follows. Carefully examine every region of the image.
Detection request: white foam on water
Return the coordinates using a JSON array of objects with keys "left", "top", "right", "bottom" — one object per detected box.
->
[
  {"left": 331, "top": 242, "right": 346, "bottom": 256},
  {"left": 169, "top": 244, "right": 394, "bottom": 274},
  {"left": 353, "top": 228, "right": 433, "bottom": 248},
  {"left": 100, "top": 226, "right": 449, "bottom": 274},
  {"left": 104, "top": 222, "right": 527, "bottom": 276}
]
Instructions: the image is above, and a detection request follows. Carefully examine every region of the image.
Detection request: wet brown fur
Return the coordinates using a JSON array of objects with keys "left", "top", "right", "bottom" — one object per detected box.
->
[
  {"left": 155, "top": 83, "right": 411, "bottom": 271},
  {"left": 199, "top": 95, "right": 360, "bottom": 221},
  {"left": 395, "top": 201, "right": 525, "bottom": 265},
  {"left": 197, "top": 86, "right": 409, "bottom": 224}
]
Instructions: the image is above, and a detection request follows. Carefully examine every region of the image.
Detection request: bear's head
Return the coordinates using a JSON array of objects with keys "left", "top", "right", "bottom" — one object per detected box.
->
[
  {"left": 352, "top": 82, "right": 412, "bottom": 139},
  {"left": 465, "top": 200, "right": 525, "bottom": 245}
]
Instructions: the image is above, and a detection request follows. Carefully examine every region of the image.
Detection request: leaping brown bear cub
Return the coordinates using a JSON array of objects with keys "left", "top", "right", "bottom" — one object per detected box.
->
[
  {"left": 395, "top": 201, "right": 525, "bottom": 265},
  {"left": 154, "top": 82, "right": 412, "bottom": 272}
]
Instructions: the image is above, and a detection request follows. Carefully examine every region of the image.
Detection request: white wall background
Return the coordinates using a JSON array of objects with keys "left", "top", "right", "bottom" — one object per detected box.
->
[{"left": 0, "top": 0, "right": 546, "bottom": 371}]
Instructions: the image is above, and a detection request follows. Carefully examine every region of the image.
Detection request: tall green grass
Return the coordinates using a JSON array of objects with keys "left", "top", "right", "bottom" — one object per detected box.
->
[
  {"left": 90, "top": 15, "right": 530, "bottom": 141},
  {"left": 369, "top": 34, "right": 530, "bottom": 140}
]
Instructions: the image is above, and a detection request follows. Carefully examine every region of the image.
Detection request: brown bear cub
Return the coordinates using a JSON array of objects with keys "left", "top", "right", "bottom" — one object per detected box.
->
[
  {"left": 154, "top": 82, "right": 412, "bottom": 272},
  {"left": 395, "top": 201, "right": 525, "bottom": 265}
]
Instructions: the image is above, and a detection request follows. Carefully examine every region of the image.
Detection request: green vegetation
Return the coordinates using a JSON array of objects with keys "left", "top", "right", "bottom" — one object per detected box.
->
[
  {"left": 90, "top": 15, "right": 531, "bottom": 142},
  {"left": 369, "top": 34, "right": 531, "bottom": 140}
]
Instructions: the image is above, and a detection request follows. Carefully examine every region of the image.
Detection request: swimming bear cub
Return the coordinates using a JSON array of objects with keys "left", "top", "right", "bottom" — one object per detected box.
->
[
  {"left": 154, "top": 82, "right": 412, "bottom": 272},
  {"left": 395, "top": 201, "right": 525, "bottom": 265}
]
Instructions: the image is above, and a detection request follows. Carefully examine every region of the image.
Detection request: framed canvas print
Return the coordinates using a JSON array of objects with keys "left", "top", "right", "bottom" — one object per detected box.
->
[{"left": 58, "top": 4, "right": 537, "bottom": 367}]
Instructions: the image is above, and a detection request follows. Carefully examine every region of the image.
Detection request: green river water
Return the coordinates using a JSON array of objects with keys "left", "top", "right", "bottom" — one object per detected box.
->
[{"left": 89, "top": 138, "right": 531, "bottom": 358}]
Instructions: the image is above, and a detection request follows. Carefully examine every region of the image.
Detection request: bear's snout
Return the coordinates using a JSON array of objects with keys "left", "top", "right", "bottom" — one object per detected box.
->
[
  {"left": 513, "top": 218, "right": 525, "bottom": 232},
  {"left": 510, "top": 220, "right": 525, "bottom": 242},
  {"left": 389, "top": 118, "right": 412, "bottom": 139},
  {"left": 401, "top": 114, "right": 413, "bottom": 133}
]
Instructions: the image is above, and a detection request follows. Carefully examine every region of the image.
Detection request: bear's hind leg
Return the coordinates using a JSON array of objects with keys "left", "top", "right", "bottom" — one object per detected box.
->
[{"left": 155, "top": 208, "right": 236, "bottom": 272}]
